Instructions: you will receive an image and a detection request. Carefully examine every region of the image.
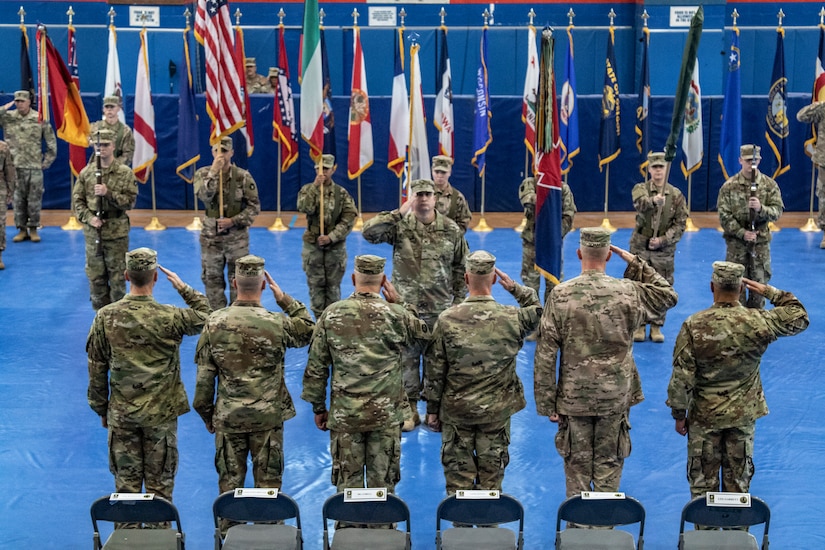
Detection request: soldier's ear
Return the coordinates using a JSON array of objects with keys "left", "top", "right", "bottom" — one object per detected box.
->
[{"left": 351, "top": 273, "right": 356, "bottom": 286}]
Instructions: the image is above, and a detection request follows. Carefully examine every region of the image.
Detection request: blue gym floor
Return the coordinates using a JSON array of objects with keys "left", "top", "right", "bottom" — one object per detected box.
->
[{"left": 1, "top": 224, "right": 823, "bottom": 548}]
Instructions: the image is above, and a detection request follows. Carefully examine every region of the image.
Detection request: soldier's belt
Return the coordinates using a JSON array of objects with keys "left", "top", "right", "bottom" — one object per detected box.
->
[
  {"left": 637, "top": 227, "right": 654, "bottom": 238},
  {"left": 98, "top": 209, "right": 125, "bottom": 220}
]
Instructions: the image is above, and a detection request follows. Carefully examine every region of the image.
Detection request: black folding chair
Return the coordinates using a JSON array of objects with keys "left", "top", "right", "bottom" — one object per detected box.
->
[
  {"left": 91, "top": 494, "right": 184, "bottom": 549},
  {"left": 678, "top": 495, "right": 770, "bottom": 550},
  {"left": 555, "top": 493, "right": 645, "bottom": 549},
  {"left": 213, "top": 489, "right": 302, "bottom": 549},
  {"left": 436, "top": 492, "right": 524, "bottom": 550},
  {"left": 321, "top": 491, "right": 411, "bottom": 550}
]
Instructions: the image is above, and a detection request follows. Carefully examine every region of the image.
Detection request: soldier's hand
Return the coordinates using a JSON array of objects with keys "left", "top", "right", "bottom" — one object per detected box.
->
[
  {"left": 647, "top": 237, "right": 662, "bottom": 250},
  {"left": 216, "top": 217, "right": 235, "bottom": 232},
  {"left": 94, "top": 183, "right": 108, "bottom": 196},
  {"left": 3, "top": 100, "right": 14, "bottom": 110},
  {"left": 210, "top": 155, "right": 226, "bottom": 175},
  {"left": 158, "top": 265, "right": 186, "bottom": 290},
  {"left": 89, "top": 216, "right": 104, "bottom": 229},
  {"left": 609, "top": 244, "right": 634, "bottom": 264},
  {"left": 742, "top": 277, "right": 767, "bottom": 297},
  {"left": 265, "top": 270, "right": 285, "bottom": 301},
  {"left": 743, "top": 230, "right": 757, "bottom": 243},
  {"left": 314, "top": 411, "right": 329, "bottom": 431},
  {"left": 426, "top": 414, "right": 442, "bottom": 432},
  {"left": 748, "top": 196, "right": 762, "bottom": 212},
  {"left": 381, "top": 278, "right": 400, "bottom": 303},
  {"left": 495, "top": 267, "right": 516, "bottom": 292},
  {"left": 548, "top": 413, "right": 560, "bottom": 423},
  {"left": 398, "top": 195, "right": 415, "bottom": 216},
  {"left": 675, "top": 418, "right": 687, "bottom": 437},
  {"left": 314, "top": 168, "right": 325, "bottom": 186},
  {"left": 204, "top": 419, "right": 215, "bottom": 434},
  {"left": 100, "top": 416, "right": 108, "bottom": 429},
  {"left": 653, "top": 195, "right": 665, "bottom": 207},
  {"left": 316, "top": 235, "right": 332, "bottom": 247}
]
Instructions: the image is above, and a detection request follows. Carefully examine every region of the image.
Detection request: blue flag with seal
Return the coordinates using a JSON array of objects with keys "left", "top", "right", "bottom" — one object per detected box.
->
[
  {"left": 472, "top": 25, "right": 492, "bottom": 176},
  {"left": 718, "top": 26, "right": 741, "bottom": 180},
  {"left": 765, "top": 26, "right": 789, "bottom": 178},
  {"left": 598, "top": 27, "right": 620, "bottom": 171},
  {"left": 560, "top": 26, "right": 579, "bottom": 175}
]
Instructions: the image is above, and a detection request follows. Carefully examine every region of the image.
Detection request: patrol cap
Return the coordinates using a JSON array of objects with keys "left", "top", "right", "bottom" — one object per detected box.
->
[
  {"left": 431, "top": 155, "right": 454, "bottom": 171},
  {"left": 711, "top": 261, "right": 745, "bottom": 286},
  {"left": 235, "top": 254, "right": 265, "bottom": 277},
  {"left": 647, "top": 151, "right": 666, "bottom": 167},
  {"left": 212, "top": 135, "right": 233, "bottom": 152},
  {"left": 125, "top": 247, "right": 158, "bottom": 271},
  {"left": 740, "top": 144, "right": 761, "bottom": 160},
  {"left": 410, "top": 179, "right": 435, "bottom": 194},
  {"left": 13, "top": 90, "right": 31, "bottom": 102},
  {"left": 465, "top": 250, "right": 496, "bottom": 275},
  {"left": 354, "top": 254, "right": 386, "bottom": 275},
  {"left": 320, "top": 154, "right": 335, "bottom": 169},
  {"left": 103, "top": 95, "right": 121, "bottom": 107},
  {"left": 579, "top": 227, "right": 611, "bottom": 248},
  {"left": 244, "top": 57, "right": 257, "bottom": 67},
  {"left": 92, "top": 128, "right": 115, "bottom": 144},
  {"left": 268, "top": 67, "right": 279, "bottom": 78}
]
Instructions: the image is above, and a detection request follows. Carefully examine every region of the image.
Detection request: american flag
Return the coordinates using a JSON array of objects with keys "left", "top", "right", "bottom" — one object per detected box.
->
[{"left": 195, "top": 0, "right": 244, "bottom": 144}]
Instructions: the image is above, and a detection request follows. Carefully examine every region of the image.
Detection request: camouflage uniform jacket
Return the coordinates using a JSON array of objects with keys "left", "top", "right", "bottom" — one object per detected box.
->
[
  {"left": 519, "top": 178, "right": 576, "bottom": 244},
  {"left": 667, "top": 287, "right": 808, "bottom": 428},
  {"left": 73, "top": 159, "right": 138, "bottom": 240},
  {"left": 362, "top": 210, "right": 468, "bottom": 315},
  {"left": 194, "top": 165, "right": 260, "bottom": 238},
  {"left": 631, "top": 181, "right": 688, "bottom": 249},
  {"left": 0, "top": 141, "right": 16, "bottom": 198},
  {"left": 796, "top": 102, "right": 825, "bottom": 166},
  {"left": 301, "top": 291, "right": 431, "bottom": 432},
  {"left": 193, "top": 294, "right": 314, "bottom": 433},
  {"left": 435, "top": 184, "right": 473, "bottom": 233},
  {"left": 87, "top": 286, "right": 210, "bottom": 427},
  {"left": 296, "top": 180, "right": 357, "bottom": 247},
  {"left": 534, "top": 257, "right": 678, "bottom": 417},
  {"left": 247, "top": 74, "right": 271, "bottom": 94},
  {"left": 717, "top": 170, "right": 784, "bottom": 245},
  {"left": 424, "top": 283, "right": 542, "bottom": 424},
  {"left": 89, "top": 120, "right": 135, "bottom": 166},
  {"left": 0, "top": 108, "right": 57, "bottom": 169}
]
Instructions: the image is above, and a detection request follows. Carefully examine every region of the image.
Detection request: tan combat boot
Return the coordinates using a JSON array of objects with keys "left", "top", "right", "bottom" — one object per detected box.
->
[
  {"left": 0, "top": 251, "right": 4, "bottom": 270},
  {"left": 12, "top": 228, "right": 28, "bottom": 242},
  {"left": 633, "top": 325, "right": 646, "bottom": 342},
  {"left": 29, "top": 228, "right": 40, "bottom": 242},
  {"left": 820, "top": 233, "right": 825, "bottom": 249},
  {"left": 402, "top": 398, "right": 420, "bottom": 432},
  {"left": 650, "top": 326, "right": 665, "bottom": 343}
]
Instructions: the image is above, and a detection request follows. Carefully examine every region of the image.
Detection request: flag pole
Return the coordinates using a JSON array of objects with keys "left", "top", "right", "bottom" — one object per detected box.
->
[
  {"left": 472, "top": 11, "right": 493, "bottom": 233},
  {"left": 144, "top": 167, "right": 166, "bottom": 230},
  {"left": 801, "top": 168, "right": 819, "bottom": 231},
  {"left": 185, "top": 160, "right": 203, "bottom": 231},
  {"left": 353, "top": 175, "right": 364, "bottom": 231},
  {"left": 57, "top": 7, "right": 83, "bottom": 231},
  {"left": 600, "top": 165, "right": 616, "bottom": 232},
  {"left": 514, "top": 150, "right": 527, "bottom": 233},
  {"left": 268, "top": 145, "right": 288, "bottom": 231},
  {"left": 685, "top": 173, "right": 699, "bottom": 231}
]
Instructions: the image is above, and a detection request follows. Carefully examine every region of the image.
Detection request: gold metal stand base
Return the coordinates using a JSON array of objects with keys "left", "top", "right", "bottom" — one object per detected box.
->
[
  {"left": 685, "top": 217, "right": 699, "bottom": 232},
  {"left": 268, "top": 217, "right": 289, "bottom": 232},
  {"left": 353, "top": 216, "right": 364, "bottom": 232},
  {"left": 145, "top": 217, "right": 166, "bottom": 231},
  {"left": 186, "top": 217, "right": 203, "bottom": 231},
  {"left": 768, "top": 221, "right": 780, "bottom": 233},
  {"left": 514, "top": 217, "right": 526, "bottom": 233},
  {"left": 472, "top": 217, "right": 493, "bottom": 232},
  {"left": 600, "top": 218, "right": 617, "bottom": 233},
  {"left": 61, "top": 216, "right": 83, "bottom": 231},
  {"left": 800, "top": 218, "right": 819, "bottom": 232}
]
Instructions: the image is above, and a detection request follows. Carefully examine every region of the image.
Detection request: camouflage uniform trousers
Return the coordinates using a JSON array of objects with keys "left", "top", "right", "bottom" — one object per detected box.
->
[
  {"left": 13, "top": 167, "right": 44, "bottom": 228},
  {"left": 301, "top": 242, "right": 347, "bottom": 319},
  {"left": 521, "top": 241, "right": 559, "bottom": 305},
  {"left": 724, "top": 238, "right": 771, "bottom": 309},
  {"left": 330, "top": 425, "right": 401, "bottom": 492},
  {"left": 0, "top": 184, "right": 7, "bottom": 251},
  {"left": 555, "top": 413, "right": 631, "bottom": 498},
  {"left": 687, "top": 422, "right": 755, "bottom": 500},
  {"left": 440, "top": 418, "right": 510, "bottom": 495},
  {"left": 200, "top": 228, "right": 250, "bottom": 309},
  {"left": 629, "top": 236, "right": 675, "bottom": 326},
  {"left": 215, "top": 426, "right": 284, "bottom": 493},
  {"left": 817, "top": 167, "right": 825, "bottom": 230},
  {"left": 109, "top": 420, "right": 178, "bottom": 501},
  {"left": 84, "top": 234, "right": 128, "bottom": 310},
  {"left": 402, "top": 312, "right": 439, "bottom": 402}
]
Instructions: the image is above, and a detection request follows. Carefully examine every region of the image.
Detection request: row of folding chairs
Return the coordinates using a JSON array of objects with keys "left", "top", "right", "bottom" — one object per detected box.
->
[{"left": 90, "top": 490, "right": 771, "bottom": 549}]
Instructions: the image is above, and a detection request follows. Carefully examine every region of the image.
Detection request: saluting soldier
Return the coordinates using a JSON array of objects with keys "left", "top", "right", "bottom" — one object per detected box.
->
[
  {"left": 795, "top": 101, "right": 825, "bottom": 248},
  {"left": 245, "top": 57, "right": 271, "bottom": 94}
]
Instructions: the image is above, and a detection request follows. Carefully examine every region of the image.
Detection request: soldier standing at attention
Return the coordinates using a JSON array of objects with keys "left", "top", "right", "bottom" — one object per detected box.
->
[
  {"left": 362, "top": 179, "right": 467, "bottom": 431},
  {"left": 534, "top": 228, "right": 677, "bottom": 497},
  {"left": 795, "top": 101, "right": 825, "bottom": 248},
  {"left": 431, "top": 155, "right": 472, "bottom": 233},
  {"left": 301, "top": 255, "right": 430, "bottom": 492},
  {"left": 424, "top": 251, "right": 541, "bottom": 494},
  {"left": 717, "top": 144, "right": 784, "bottom": 309},
  {"left": 194, "top": 255, "right": 314, "bottom": 493},
  {"left": 0, "top": 140, "right": 16, "bottom": 269},
  {"left": 87, "top": 248, "right": 210, "bottom": 503},
  {"left": 667, "top": 262, "right": 808, "bottom": 498},
  {"left": 1, "top": 90, "right": 57, "bottom": 243},
  {"left": 296, "top": 154, "right": 357, "bottom": 319},
  {"left": 245, "top": 57, "right": 271, "bottom": 94},
  {"left": 89, "top": 96, "right": 135, "bottom": 167},
  {"left": 267, "top": 67, "right": 279, "bottom": 93},
  {"left": 72, "top": 129, "right": 138, "bottom": 310},
  {"left": 629, "top": 151, "right": 688, "bottom": 343},
  {"left": 194, "top": 136, "right": 260, "bottom": 309}
]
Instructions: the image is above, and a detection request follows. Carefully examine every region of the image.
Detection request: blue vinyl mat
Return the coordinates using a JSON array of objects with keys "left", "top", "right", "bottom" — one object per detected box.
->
[{"left": 0, "top": 225, "right": 823, "bottom": 548}]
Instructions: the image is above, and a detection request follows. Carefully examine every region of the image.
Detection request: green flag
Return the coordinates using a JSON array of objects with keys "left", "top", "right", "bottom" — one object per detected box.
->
[{"left": 665, "top": 6, "right": 703, "bottom": 162}]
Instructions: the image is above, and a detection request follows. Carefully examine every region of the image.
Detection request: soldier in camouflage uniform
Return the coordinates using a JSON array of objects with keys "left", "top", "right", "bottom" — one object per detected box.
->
[
  {"left": 195, "top": 136, "right": 261, "bottom": 309},
  {"left": 0, "top": 140, "right": 16, "bottom": 269},
  {"left": 431, "top": 155, "right": 472, "bottom": 233},
  {"left": 362, "top": 179, "right": 468, "bottom": 431},
  {"left": 667, "top": 261, "right": 808, "bottom": 498},
  {"left": 301, "top": 255, "right": 430, "bottom": 491},
  {"left": 245, "top": 58, "right": 272, "bottom": 94},
  {"left": 424, "top": 251, "right": 541, "bottom": 494},
  {"left": 194, "top": 255, "right": 314, "bottom": 493},
  {"left": 89, "top": 95, "right": 135, "bottom": 167},
  {"left": 534, "top": 228, "right": 678, "bottom": 497},
  {"left": 1, "top": 90, "right": 57, "bottom": 243},
  {"left": 267, "top": 67, "right": 279, "bottom": 93},
  {"left": 73, "top": 129, "right": 138, "bottom": 310},
  {"left": 87, "top": 248, "right": 210, "bottom": 503},
  {"left": 519, "top": 177, "right": 577, "bottom": 305},
  {"left": 296, "top": 154, "right": 357, "bottom": 319},
  {"left": 717, "top": 144, "right": 784, "bottom": 309},
  {"left": 795, "top": 101, "right": 825, "bottom": 248},
  {"left": 629, "top": 151, "right": 688, "bottom": 343}
]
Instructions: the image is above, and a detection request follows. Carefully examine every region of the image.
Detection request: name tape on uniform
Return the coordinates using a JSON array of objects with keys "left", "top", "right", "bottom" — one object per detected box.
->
[
  {"left": 234, "top": 488, "right": 280, "bottom": 498},
  {"left": 344, "top": 488, "right": 388, "bottom": 502}
]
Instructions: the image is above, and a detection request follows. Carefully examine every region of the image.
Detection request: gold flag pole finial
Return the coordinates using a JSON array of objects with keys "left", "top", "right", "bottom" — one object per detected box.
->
[
  {"left": 641, "top": 9, "right": 649, "bottom": 28},
  {"left": 731, "top": 9, "right": 739, "bottom": 27},
  {"left": 108, "top": 7, "right": 116, "bottom": 27},
  {"left": 527, "top": 9, "right": 535, "bottom": 26},
  {"left": 567, "top": 9, "right": 575, "bottom": 27},
  {"left": 319, "top": 8, "right": 325, "bottom": 27},
  {"left": 608, "top": 9, "right": 616, "bottom": 28},
  {"left": 777, "top": 9, "right": 785, "bottom": 28},
  {"left": 352, "top": 8, "right": 359, "bottom": 27},
  {"left": 439, "top": 7, "right": 447, "bottom": 27},
  {"left": 399, "top": 8, "right": 406, "bottom": 27},
  {"left": 234, "top": 8, "right": 242, "bottom": 26},
  {"left": 18, "top": 6, "right": 25, "bottom": 25},
  {"left": 278, "top": 8, "right": 285, "bottom": 26},
  {"left": 482, "top": 9, "right": 490, "bottom": 27},
  {"left": 67, "top": 6, "right": 74, "bottom": 26}
]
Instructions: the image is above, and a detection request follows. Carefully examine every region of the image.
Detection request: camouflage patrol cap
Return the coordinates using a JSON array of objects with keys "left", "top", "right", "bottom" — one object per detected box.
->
[
  {"left": 103, "top": 95, "right": 121, "bottom": 107},
  {"left": 711, "top": 261, "right": 745, "bottom": 286},
  {"left": 13, "top": 90, "right": 31, "bottom": 102},
  {"left": 354, "top": 254, "right": 386, "bottom": 275},
  {"left": 212, "top": 135, "right": 233, "bottom": 152},
  {"left": 235, "top": 254, "right": 265, "bottom": 277},
  {"left": 244, "top": 57, "right": 257, "bottom": 67},
  {"left": 268, "top": 67, "right": 279, "bottom": 78},
  {"left": 410, "top": 179, "right": 435, "bottom": 194},
  {"left": 465, "top": 250, "right": 496, "bottom": 275},
  {"left": 647, "top": 151, "right": 666, "bottom": 167},
  {"left": 740, "top": 144, "right": 761, "bottom": 160},
  {"left": 125, "top": 247, "right": 158, "bottom": 271},
  {"left": 320, "top": 154, "right": 336, "bottom": 168},
  {"left": 579, "top": 227, "right": 611, "bottom": 248},
  {"left": 92, "top": 128, "right": 115, "bottom": 144},
  {"left": 431, "top": 155, "right": 454, "bottom": 171}
]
